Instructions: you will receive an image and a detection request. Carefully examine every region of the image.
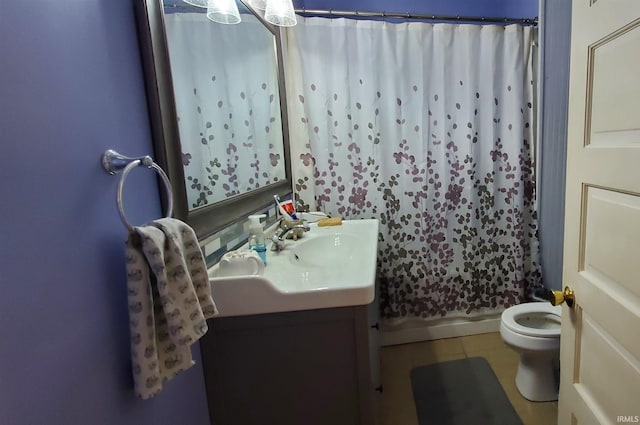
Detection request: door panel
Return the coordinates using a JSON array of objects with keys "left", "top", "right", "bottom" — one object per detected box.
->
[
  {"left": 577, "top": 313, "right": 640, "bottom": 416},
  {"left": 582, "top": 187, "right": 640, "bottom": 299},
  {"left": 560, "top": 0, "right": 640, "bottom": 423},
  {"left": 588, "top": 21, "right": 640, "bottom": 147}
]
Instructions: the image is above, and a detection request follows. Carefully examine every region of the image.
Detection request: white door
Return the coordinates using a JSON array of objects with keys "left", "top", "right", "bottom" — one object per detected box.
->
[{"left": 560, "top": 0, "right": 640, "bottom": 423}]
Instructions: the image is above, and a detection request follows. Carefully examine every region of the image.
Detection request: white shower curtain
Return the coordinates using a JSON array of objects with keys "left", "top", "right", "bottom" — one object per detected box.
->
[
  {"left": 165, "top": 12, "right": 286, "bottom": 209},
  {"left": 285, "top": 18, "right": 541, "bottom": 320}
]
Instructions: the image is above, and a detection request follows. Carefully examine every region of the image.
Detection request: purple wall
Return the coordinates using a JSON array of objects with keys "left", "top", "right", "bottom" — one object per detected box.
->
[
  {"left": 0, "top": 0, "right": 537, "bottom": 423},
  {"left": 296, "top": 0, "right": 538, "bottom": 19},
  {"left": 0, "top": 0, "right": 210, "bottom": 424}
]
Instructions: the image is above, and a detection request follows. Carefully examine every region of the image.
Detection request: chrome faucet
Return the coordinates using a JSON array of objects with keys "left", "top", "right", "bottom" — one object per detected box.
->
[{"left": 271, "top": 223, "right": 310, "bottom": 251}]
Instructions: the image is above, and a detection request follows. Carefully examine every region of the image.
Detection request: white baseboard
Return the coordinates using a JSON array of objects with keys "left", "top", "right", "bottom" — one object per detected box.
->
[{"left": 381, "top": 316, "right": 501, "bottom": 346}]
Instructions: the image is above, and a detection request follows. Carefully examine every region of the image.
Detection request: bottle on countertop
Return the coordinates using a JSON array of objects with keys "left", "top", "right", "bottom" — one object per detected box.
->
[{"left": 248, "top": 214, "right": 267, "bottom": 265}]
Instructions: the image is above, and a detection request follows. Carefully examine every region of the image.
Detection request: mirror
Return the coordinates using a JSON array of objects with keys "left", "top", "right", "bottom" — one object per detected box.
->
[{"left": 134, "top": 0, "right": 292, "bottom": 238}]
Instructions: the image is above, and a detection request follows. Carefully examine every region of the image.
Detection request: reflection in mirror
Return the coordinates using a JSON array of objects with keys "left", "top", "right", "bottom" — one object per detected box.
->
[
  {"left": 164, "top": 1, "right": 286, "bottom": 209},
  {"left": 134, "top": 0, "right": 292, "bottom": 238}
]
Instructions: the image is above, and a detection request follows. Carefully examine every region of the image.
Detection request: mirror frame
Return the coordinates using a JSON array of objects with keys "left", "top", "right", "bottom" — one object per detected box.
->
[{"left": 134, "top": 0, "right": 292, "bottom": 239}]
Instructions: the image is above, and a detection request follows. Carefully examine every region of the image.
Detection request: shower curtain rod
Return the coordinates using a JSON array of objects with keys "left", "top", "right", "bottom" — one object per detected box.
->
[
  {"left": 294, "top": 9, "right": 538, "bottom": 26},
  {"left": 164, "top": 4, "right": 537, "bottom": 25}
]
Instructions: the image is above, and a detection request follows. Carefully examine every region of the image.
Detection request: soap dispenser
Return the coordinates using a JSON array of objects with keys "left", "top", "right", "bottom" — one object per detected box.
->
[{"left": 248, "top": 214, "right": 267, "bottom": 265}]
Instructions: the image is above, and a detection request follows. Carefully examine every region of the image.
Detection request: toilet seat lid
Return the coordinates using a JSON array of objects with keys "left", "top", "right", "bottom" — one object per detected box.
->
[{"left": 501, "top": 302, "right": 561, "bottom": 338}]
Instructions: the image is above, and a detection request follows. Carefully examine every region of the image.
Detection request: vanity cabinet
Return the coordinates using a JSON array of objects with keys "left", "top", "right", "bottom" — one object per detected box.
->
[{"left": 199, "top": 298, "right": 381, "bottom": 425}]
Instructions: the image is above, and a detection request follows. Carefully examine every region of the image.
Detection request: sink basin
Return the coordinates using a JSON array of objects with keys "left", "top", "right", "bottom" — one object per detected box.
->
[
  {"left": 208, "top": 218, "right": 379, "bottom": 317},
  {"left": 288, "top": 233, "right": 364, "bottom": 268}
]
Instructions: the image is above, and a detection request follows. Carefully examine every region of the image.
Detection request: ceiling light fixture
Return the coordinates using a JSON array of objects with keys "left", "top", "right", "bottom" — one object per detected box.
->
[
  {"left": 264, "top": 0, "right": 297, "bottom": 27},
  {"left": 206, "top": 0, "right": 241, "bottom": 24}
]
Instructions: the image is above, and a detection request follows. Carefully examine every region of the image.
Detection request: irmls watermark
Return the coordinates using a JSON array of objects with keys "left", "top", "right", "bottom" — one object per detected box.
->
[{"left": 617, "top": 416, "right": 640, "bottom": 423}]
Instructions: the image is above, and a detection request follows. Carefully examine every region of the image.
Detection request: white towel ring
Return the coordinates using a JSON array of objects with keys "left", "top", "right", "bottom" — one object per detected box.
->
[{"left": 102, "top": 149, "right": 174, "bottom": 233}]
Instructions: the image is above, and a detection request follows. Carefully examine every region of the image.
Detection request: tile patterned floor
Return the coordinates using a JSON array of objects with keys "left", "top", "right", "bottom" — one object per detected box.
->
[{"left": 378, "top": 332, "right": 558, "bottom": 425}]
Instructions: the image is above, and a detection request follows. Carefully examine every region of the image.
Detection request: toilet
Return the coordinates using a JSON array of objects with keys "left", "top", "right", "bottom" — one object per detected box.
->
[{"left": 499, "top": 302, "right": 562, "bottom": 402}]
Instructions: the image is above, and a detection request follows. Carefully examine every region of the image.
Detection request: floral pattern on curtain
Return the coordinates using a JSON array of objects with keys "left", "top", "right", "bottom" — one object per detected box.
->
[
  {"left": 165, "top": 12, "right": 286, "bottom": 209},
  {"left": 285, "top": 18, "right": 542, "bottom": 320}
]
